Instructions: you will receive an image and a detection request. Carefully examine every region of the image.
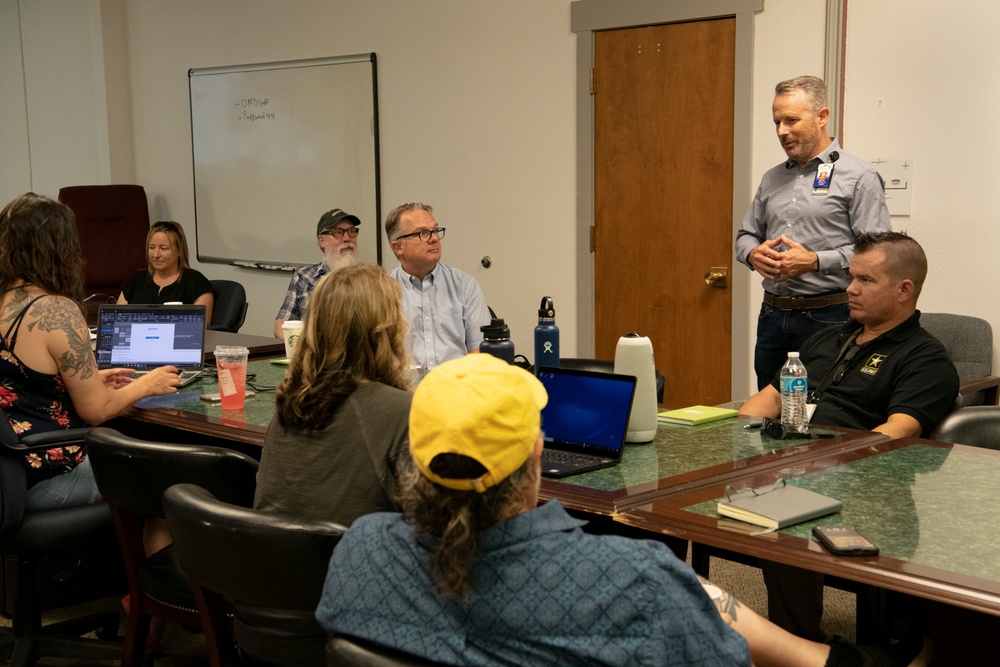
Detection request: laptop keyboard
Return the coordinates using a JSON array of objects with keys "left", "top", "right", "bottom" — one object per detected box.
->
[
  {"left": 134, "top": 370, "right": 202, "bottom": 385},
  {"left": 541, "top": 448, "right": 609, "bottom": 466}
]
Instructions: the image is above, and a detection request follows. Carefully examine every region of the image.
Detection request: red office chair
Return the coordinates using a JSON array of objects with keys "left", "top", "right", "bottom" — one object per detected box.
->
[{"left": 57, "top": 185, "right": 150, "bottom": 322}]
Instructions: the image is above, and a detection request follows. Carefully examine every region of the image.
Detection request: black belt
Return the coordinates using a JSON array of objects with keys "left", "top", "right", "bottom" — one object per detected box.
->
[{"left": 763, "top": 292, "right": 848, "bottom": 311}]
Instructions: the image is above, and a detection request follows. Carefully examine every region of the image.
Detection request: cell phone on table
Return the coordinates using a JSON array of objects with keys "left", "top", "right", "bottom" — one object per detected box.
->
[{"left": 812, "top": 525, "right": 879, "bottom": 556}]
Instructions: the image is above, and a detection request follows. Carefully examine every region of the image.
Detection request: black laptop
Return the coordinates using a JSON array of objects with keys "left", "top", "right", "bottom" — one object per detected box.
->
[
  {"left": 536, "top": 366, "right": 637, "bottom": 478},
  {"left": 95, "top": 304, "right": 207, "bottom": 386}
]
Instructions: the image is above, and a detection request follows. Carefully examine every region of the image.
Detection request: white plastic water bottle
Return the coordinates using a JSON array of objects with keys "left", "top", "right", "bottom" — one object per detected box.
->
[{"left": 780, "top": 351, "right": 809, "bottom": 433}]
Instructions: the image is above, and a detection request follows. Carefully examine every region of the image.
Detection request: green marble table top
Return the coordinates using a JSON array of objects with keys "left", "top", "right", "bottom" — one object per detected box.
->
[
  {"left": 543, "top": 418, "right": 842, "bottom": 495},
  {"left": 683, "top": 442, "right": 1000, "bottom": 582},
  {"left": 130, "top": 359, "right": 287, "bottom": 430}
]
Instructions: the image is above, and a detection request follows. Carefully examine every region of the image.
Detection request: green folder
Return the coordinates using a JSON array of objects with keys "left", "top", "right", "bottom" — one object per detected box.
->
[{"left": 657, "top": 405, "right": 737, "bottom": 426}]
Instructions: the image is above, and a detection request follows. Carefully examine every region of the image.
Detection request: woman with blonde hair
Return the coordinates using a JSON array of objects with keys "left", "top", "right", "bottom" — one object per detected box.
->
[
  {"left": 254, "top": 262, "right": 413, "bottom": 526},
  {"left": 0, "top": 193, "right": 180, "bottom": 510},
  {"left": 117, "top": 220, "right": 215, "bottom": 322}
]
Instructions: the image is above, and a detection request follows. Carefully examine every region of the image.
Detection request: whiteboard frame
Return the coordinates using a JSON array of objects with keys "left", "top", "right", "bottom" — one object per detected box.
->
[{"left": 188, "top": 53, "right": 381, "bottom": 268}]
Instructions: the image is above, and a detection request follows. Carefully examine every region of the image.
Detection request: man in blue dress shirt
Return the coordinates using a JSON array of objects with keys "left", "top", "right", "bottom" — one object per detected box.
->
[
  {"left": 736, "top": 75, "right": 891, "bottom": 389},
  {"left": 385, "top": 203, "right": 490, "bottom": 376}
]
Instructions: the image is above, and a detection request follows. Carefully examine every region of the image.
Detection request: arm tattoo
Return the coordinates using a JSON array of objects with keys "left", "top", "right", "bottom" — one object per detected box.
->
[
  {"left": 715, "top": 588, "right": 742, "bottom": 623},
  {"left": 26, "top": 297, "right": 95, "bottom": 380},
  {"left": 697, "top": 575, "right": 743, "bottom": 623}
]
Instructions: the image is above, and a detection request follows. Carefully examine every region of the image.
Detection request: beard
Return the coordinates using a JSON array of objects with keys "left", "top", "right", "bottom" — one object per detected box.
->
[{"left": 322, "top": 243, "right": 359, "bottom": 272}]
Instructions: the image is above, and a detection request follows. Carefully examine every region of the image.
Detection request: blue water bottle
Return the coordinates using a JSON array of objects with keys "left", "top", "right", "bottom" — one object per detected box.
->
[
  {"left": 480, "top": 319, "right": 516, "bottom": 364},
  {"left": 534, "top": 296, "right": 560, "bottom": 374}
]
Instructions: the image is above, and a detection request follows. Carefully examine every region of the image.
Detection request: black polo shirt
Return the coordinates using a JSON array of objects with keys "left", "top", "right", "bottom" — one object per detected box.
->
[{"left": 770, "top": 311, "right": 959, "bottom": 437}]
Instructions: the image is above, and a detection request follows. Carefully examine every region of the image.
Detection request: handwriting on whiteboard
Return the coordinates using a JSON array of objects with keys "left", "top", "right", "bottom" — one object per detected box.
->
[{"left": 233, "top": 98, "right": 274, "bottom": 122}]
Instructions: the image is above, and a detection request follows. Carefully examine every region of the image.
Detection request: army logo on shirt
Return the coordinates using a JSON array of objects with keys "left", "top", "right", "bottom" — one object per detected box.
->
[{"left": 860, "top": 353, "right": 886, "bottom": 376}]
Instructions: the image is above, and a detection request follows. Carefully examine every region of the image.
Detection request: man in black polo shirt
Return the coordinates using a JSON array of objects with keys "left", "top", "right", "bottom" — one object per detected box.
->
[{"left": 740, "top": 230, "right": 959, "bottom": 640}]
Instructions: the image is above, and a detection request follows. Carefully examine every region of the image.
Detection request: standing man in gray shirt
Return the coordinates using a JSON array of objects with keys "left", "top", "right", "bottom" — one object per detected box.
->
[{"left": 736, "top": 75, "right": 891, "bottom": 389}]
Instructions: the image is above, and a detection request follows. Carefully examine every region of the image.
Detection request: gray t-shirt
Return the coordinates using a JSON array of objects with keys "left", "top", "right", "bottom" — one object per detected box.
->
[{"left": 254, "top": 382, "right": 411, "bottom": 526}]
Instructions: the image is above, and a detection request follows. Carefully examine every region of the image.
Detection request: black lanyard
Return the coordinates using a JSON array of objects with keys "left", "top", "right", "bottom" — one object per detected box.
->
[{"left": 809, "top": 328, "right": 863, "bottom": 403}]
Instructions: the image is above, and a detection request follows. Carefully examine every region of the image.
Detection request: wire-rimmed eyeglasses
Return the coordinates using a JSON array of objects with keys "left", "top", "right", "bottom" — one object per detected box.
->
[
  {"left": 395, "top": 227, "right": 446, "bottom": 243},
  {"left": 322, "top": 227, "right": 360, "bottom": 239}
]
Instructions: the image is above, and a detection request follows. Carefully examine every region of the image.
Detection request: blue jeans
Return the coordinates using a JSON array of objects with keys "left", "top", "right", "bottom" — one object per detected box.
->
[
  {"left": 25, "top": 455, "right": 99, "bottom": 511},
  {"left": 754, "top": 301, "right": 849, "bottom": 390}
]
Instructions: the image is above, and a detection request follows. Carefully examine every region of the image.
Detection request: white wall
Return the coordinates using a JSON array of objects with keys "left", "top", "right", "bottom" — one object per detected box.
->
[
  {"left": 4, "top": 0, "right": 999, "bottom": 389},
  {"left": 844, "top": 0, "right": 1000, "bottom": 346},
  {"left": 122, "top": 0, "right": 577, "bottom": 344}
]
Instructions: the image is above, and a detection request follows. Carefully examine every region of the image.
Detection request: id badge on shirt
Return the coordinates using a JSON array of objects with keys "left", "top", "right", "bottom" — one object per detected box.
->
[{"left": 813, "top": 163, "right": 834, "bottom": 192}]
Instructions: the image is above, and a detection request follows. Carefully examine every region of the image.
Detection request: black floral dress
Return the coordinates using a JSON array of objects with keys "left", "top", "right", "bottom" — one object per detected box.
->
[{"left": 1, "top": 295, "right": 86, "bottom": 487}]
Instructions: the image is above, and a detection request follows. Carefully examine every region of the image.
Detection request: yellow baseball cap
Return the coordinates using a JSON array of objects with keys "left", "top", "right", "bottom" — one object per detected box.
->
[{"left": 410, "top": 354, "right": 548, "bottom": 493}]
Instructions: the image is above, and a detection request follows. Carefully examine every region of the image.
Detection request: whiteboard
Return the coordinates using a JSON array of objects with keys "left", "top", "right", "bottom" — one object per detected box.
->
[{"left": 189, "top": 54, "right": 381, "bottom": 268}]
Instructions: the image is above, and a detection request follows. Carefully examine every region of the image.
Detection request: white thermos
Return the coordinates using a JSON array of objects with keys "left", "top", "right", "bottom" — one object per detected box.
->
[{"left": 614, "top": 333, "right": 658, "bottom": 443}]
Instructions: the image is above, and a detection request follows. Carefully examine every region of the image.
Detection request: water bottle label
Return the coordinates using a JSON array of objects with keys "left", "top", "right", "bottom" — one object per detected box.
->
[{"left": 781, "top": 377, "right": 807, "bottom": 393}]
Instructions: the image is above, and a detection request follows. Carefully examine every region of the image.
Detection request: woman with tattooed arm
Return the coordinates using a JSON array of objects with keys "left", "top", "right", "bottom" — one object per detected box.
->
[{"left": 0, "top": 193, "right": 180, "bottom": 511}]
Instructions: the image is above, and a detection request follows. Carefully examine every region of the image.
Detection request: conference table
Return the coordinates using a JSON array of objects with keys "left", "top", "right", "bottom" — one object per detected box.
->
[{"left": 108, "top": 346, "right": 1000, "bottom": 644}]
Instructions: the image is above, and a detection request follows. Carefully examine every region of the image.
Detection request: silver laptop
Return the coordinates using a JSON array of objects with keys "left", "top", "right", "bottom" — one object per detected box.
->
[
  {"left": 95, "top": 304, "right": 207, "bottom": 387},
  {"left": 537, "top": 366, "right": 637, "bottom": 478}
]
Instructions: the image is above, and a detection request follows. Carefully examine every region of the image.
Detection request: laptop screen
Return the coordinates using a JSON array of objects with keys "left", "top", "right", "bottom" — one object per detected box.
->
[
  {"left": 536, "top": 366, "right": 637, "bottom": 458},
  {"left": 95, "top": 304, "right": 206, "bottom": 371}
]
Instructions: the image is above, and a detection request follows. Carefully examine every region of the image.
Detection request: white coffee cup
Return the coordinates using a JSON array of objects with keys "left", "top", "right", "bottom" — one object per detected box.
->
[{"left": 281, "top": 320, "right": 304, "bottom": 359}]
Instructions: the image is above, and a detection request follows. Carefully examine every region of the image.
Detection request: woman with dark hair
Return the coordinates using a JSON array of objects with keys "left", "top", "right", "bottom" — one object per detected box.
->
[
  {"left": 0, "top": 193, "right": 180, "bottom": 510},
  {"left": 254, "top": 262, "right": 413, "bottom": 526},
  {"left": 117, "top": 220, "right": 215, "bottom": 322}
]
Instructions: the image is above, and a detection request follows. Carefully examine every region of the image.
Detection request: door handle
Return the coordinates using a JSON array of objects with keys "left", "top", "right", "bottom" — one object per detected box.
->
[{"left": 704, "top": 267, "right": 728, "bottom": 288}]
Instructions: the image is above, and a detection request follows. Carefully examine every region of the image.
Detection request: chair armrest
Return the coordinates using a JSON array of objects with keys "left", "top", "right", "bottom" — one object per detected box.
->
[
  {"left": 5, "top": 427, "right": 91, "bottom": 452},
  {"left": 959, "top": 376, "right": 1000, "bottom": 405}
]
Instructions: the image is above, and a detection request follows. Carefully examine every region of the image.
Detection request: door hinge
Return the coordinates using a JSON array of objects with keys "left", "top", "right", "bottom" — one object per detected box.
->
[
  {"left": 590, "top": 225, "right": 596, "bottom": 253},
  {"left": 590, "top": 67, "right": 596, "bottom": 95}
]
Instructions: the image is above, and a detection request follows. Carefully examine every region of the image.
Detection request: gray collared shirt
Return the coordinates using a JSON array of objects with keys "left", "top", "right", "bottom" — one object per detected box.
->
[{"left": 735, "top": 139, "right": 891, "bottom": 296}]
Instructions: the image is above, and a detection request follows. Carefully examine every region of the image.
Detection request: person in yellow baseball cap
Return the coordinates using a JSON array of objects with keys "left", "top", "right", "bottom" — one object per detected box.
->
[{"left": 316, "top": 353, "right": 922, "bottom": 667}]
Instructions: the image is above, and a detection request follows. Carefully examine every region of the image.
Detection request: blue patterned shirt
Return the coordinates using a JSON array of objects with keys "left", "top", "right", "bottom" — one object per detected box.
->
[
  {"left": 275, "top": 262, "right": 327, "bottom": 323},
  {"left": 316, "top": 500, "right": 750, "bottom": 666},
  {"left": 735, "top": 139, "right": 891, "bottom": 296},
  {"left": 389, "top": 262, "right": 490, "bottom": 374}
]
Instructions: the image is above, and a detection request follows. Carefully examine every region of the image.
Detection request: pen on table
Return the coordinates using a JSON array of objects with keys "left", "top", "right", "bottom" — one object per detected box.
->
[{"left": 743, "top": 422, "right": 762, "bottom": 430}]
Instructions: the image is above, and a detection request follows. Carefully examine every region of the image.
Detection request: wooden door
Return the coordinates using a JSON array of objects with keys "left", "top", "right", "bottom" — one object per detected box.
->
[{"left": 594, "top": 18, "right": 735, "bottom": 407}]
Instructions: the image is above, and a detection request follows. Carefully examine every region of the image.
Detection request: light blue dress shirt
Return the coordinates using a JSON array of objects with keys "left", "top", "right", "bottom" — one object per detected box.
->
[{"left": 389, "top": 262, "right": 490, "bottom": 374}]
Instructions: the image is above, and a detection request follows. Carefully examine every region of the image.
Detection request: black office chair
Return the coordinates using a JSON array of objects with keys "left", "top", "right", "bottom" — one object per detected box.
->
[
  {"left": 559, "top": 358, "right": 666, "bottom": 404},
  {"left": 0, "top": 416, "right": 123, "bottom": 667},
  {"left": 209, "top": 279, "right": 249, "bottom": 333},
  {"left": 164, "top": 483, "right": 347, "bottom": 667},
  {"left": 326, "top": 635, "right": 440, "bottom": 667},
  {"left": 931, "top": 406, "right": 1000, "bottom": 451},
  {"left": 85, "top": 427, "right": 259, "bottom": 667}
]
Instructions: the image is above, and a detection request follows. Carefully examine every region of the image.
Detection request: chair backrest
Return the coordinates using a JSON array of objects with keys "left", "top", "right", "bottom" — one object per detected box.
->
[
  {"left": 326, "top": 635, "right": 440, "bottom": 667},
  {"left": 209, "top": 279, "right": 249, "bottom": 333},
  {"left": 560, "top": 357, "right": 667, "bottom": 404},
  {"left": 163, "top": 483, "right": 345, "bottom": 610},
  {"left": 0, "top": 414, "right": 27, "bottom": 538},
  {"left": 85, "top": 427, "right": 259, "bottom": 518},
  {"left": 921, "top": 312, "right": 993, "bottom": 405},
  {"left": 57, "top": 185, "right": 150, "bottom": 300},
  {"left": 931, "top": 406, "right": 1000, "bottom": 451}
]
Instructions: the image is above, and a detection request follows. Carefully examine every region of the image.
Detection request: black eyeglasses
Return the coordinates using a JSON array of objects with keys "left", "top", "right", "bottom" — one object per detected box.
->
[
  {"left": 395, "top": 227, "right": 446, "bottom": 243},
  {"left": 151, "top": 221, "right": 181, "bottom": 232},
  {"left": 321, "top": 227, "right": 359, "bottom": 239}
]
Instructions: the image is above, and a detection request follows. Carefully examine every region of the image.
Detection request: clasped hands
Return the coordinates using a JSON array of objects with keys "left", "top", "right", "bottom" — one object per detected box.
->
[{"left": 749, "top": 235, "right": 819, "bottom": 282}]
